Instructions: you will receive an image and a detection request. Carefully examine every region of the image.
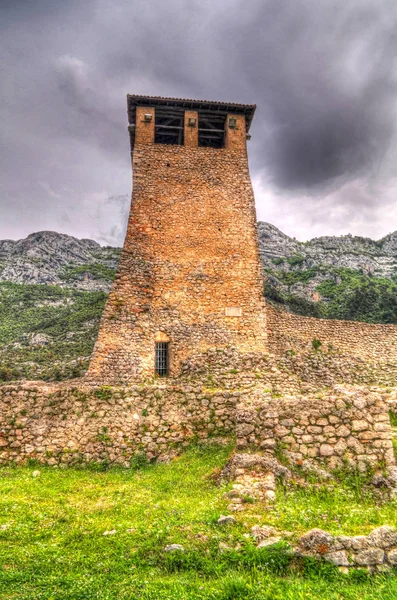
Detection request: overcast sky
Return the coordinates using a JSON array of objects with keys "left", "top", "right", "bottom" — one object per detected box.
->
[{"left": 1, "top": 0, "right": 397, "bottom": 245}]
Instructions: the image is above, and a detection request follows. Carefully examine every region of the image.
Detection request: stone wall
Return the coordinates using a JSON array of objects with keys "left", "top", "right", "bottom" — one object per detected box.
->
[
  {"left": 236, "top": 386, "right": 395, "bottom": 472},
  {"left": 88, "top": 108, "right": 267, "bottom": 383},
  {"left": 0, "top": 382, "right": 238, "bottom": 466},
  {"left": 180, "top": 345, "right": 397, "bottom": 393},
  {"left": 267, "top": 305, "right": 397, "bottom": 363},
  {"left": 1, "top": 377, "right": 395, "bottom": 474},
  {"left": 298, "top": 526, "right": 397, "bottom": 570}
]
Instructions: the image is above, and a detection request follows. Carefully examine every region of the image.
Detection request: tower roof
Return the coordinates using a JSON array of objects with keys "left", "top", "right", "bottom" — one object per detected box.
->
[{"left": 127, "top": 95, "right": 256, "bottom": 132}]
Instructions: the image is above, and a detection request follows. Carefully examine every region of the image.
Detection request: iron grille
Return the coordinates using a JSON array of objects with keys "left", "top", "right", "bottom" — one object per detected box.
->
[{"left": 155, "top": 342, "right": 169, "bottom": 377}]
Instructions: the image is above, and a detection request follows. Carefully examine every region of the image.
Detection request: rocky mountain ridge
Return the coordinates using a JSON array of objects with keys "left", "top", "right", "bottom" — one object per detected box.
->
[
  {"left": 258, "top": 223, "right": 397, "bottom": 318},
  {"left": 2, "top": 225, "right": 396, "bottom": 286},
  {"left": 258, "top": 222, "right": 397, "bottom": 279},
  {"left": 0, "top": 231, "right": 120, "bottom": 291}
]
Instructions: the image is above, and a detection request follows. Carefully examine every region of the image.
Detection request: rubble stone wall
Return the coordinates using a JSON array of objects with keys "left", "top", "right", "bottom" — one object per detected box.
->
[
  {"left": 267, "top": 305, "right": 397, "bottom": 363},
  {"left": 236, "top": 386, "right": 395, "bottom": 471},
  {"left": 180, "top": 345, "right": 397, "bottom": 393},
  {"left": 1, "top": 378, "right": 395, "bottom": 474},
  {"left": 298, "top": 526, "right": 397, "bottom": 570},
  {"left": 0, "top": 382, "right": 238, "bottom": 466}
]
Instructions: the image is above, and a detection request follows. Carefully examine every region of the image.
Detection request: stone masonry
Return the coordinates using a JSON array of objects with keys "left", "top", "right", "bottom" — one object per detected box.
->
[
  {"left": 88, "top": 96, "right": 267, "bottom": 383},
  {"left": 236, "top": 385, "right": 396, "bottom": 472},
  {"left": 267, "top": 305, "right": 397, "bottom": 363},
  {"left": 0, "top": 373, "right": 395, "bottom": 473},
  {"left": 2, "top": 94, "right": 397, "bottom": 505},
  {"left": 86, "top": 94, "right": 397, "bottom": 388},
  {"left": 297, "top": 526, "right": 397, "bottom": 571}
]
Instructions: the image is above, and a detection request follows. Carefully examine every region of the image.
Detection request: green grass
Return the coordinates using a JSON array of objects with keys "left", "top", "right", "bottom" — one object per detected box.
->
[{"left": 1, "top": 445, "right": 397, "bottom": 599}]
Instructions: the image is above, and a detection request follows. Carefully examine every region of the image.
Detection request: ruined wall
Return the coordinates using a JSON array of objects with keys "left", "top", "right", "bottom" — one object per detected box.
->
[
  {"left": 0, "top": 382, "right": 238, "bottom": 466},
  {"left": 88, "top": 109, "right": 266, "bottom": 383},
  {"left": 237, "top": 386, "right": 395, "bottom": 471},
  {"left": 267, "top": 305, "right": 397, "bottom": 363},
  {"left": 1, "top": 378, "right": 395, "bottom": 472}
]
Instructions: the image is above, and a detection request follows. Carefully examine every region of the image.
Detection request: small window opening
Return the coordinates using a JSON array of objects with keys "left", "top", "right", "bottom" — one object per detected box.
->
[
  {"left": 198, "top": 111, "right": 226, "bottom": 148},
  {"left": 155, "top": 342, "right": 169, "bottom": 376},
  {"left": 155, "top": 108, "right": 184, "bottom": 145}
]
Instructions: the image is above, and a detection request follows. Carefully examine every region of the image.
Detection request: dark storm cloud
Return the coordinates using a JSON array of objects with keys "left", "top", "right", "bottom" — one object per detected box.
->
[
  {"left": 238, "top": 1, "right": 397, "bottom": 191},
  {"left": 1, "top": 0, "right": 397, "bottom": 243}
]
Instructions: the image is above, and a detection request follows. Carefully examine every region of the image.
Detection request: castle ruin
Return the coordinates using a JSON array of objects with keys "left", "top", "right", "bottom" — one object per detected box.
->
[
  {"left": 88, "top": 96, "right": 267, "bottom": 382},
  {"left": 1, "top": 95, "right": 397, "bottom": 491}
]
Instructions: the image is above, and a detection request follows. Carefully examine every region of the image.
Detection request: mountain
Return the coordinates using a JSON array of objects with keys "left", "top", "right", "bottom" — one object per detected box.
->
[
  {"left": 0, "top": 231, "right": 121, "bottom": 382},
  {"left": 0, "top": 230, "right": 121, "bottom": 291},
  {"left": 258, "top": 222, "right": 397, "bottom": 279},
  {"left": 258, "top": 222, "right": 397, "bottom": 323},
  {"left": 0, "top": 226, "right": 396, "bottom": 382}
]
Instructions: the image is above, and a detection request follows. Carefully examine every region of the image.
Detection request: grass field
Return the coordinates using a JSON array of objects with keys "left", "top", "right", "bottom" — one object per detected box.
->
[{"left": 1, "top": 444, "right": 397, "bottom": 599}]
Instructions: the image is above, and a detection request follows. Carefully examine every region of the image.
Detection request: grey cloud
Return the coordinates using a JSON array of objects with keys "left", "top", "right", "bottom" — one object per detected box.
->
[{"left": 0, "top": 0, "right": 396, "bottom": 243}]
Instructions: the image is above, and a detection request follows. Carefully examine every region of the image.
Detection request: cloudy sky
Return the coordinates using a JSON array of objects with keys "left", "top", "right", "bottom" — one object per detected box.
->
[{"left": 1, "top": 0, "right": 397, "bottom": 245}]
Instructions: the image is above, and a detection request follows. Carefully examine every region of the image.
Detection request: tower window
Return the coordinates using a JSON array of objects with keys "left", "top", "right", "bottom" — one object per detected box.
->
[
  {"left": 155, "top": 342, "right": 169, "bottom": 376},
  {"left": 198, "top": 111, "right": 226, "bottom": 148},
  {"left": 155, "top": 108, "right": 184, "bottom": 145}
]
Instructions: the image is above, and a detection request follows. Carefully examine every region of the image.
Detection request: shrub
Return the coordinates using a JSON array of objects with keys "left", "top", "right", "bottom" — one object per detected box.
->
[
  {"left": 312, "top": 338, "right": 322, "bottom": 351},
  {"left": 94, "top": 386, "right": 113, "bottom": 401},
  {"left": 130, "top": 451, "right": 149, "bottom": 470}
]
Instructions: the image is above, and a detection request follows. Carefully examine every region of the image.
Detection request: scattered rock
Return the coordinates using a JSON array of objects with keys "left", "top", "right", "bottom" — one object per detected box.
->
[
  {"left": 164, "top": 544, "right": 184, "bottom": 552},
  {"left": 251, "top": 525, "right": 277, "bottom": 541},
  {"left": 217, "top": 515, "right": 237, "bottom": 526},
  {"left": 218, "top": 542, "right": 232, "bottom": 552},
  {"left": 32, "top": 470, "right": 41, "bottom": 478},
  {"left": 103, "top": 529, "right": 117, "bottom": 536}
]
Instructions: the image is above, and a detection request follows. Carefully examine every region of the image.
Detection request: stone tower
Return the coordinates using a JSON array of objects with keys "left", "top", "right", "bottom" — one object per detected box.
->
[{"left": 88, "top": 95, "right": 267, "bottom": 383}]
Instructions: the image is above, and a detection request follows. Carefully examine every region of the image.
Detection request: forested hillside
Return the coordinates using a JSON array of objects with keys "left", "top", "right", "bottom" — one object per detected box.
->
[
  {"left": 259, "top": 222, "right": 397, "bottom": 323},
  {"left": 0, "top": 232, "right": 119, "bottom": 381}
]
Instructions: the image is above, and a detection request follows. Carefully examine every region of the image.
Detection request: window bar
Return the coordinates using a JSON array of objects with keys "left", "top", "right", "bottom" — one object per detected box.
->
[{"left": 155, "top": 342, "right": 169, "bottom": 376}]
